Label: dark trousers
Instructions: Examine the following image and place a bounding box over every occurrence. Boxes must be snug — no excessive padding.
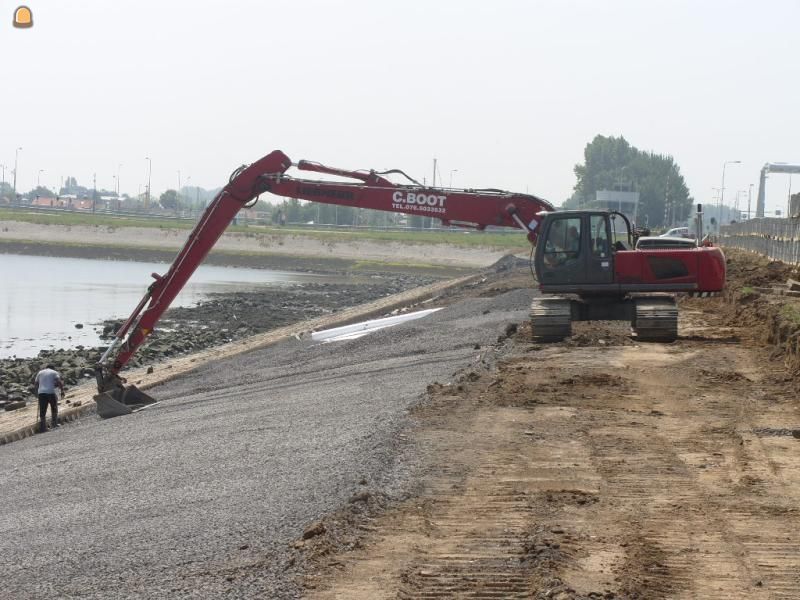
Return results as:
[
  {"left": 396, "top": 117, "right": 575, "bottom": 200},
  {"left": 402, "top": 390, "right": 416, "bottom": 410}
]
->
[{"left": 38, "top": 393, "right": 58, "bottom": 431}]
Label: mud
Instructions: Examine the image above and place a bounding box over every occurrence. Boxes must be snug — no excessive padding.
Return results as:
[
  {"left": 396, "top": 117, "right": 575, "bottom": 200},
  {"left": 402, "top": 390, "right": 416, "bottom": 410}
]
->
[{"left": 683, "top": 248, "right": 800, "bottom": 371}]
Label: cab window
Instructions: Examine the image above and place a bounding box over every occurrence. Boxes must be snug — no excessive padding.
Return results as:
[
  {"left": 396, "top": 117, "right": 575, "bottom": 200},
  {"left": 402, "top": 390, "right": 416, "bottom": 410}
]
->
[
  {"left": 591, "top": 215, "right": 609, "bottom": 257},
  {"left": 544, "top": 217, "right": 581, "bottom": 265}
]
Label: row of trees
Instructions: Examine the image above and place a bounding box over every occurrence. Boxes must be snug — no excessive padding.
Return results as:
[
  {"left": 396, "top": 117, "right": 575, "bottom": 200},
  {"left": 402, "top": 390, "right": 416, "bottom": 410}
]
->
[{"left": 566, "top": 135, "right": 693, "bottom": 228}]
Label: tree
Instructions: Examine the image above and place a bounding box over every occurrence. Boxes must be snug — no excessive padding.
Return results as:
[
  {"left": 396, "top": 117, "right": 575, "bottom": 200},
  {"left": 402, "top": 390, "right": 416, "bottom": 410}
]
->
[
  {"left": 159, "top": 189, "right": 179, "bottom": 211},
  {"left": 25, "top": 186, "right": 55, "bottom": 200},
  {"left": 567, "top": 135, "right": 692, "bottom": 228}
]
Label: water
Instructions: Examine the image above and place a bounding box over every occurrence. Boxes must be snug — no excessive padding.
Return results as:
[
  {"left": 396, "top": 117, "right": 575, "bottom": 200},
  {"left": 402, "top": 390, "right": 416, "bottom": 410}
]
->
[{"left": 0, "top": 254, "right": 338, "bottom": 358}]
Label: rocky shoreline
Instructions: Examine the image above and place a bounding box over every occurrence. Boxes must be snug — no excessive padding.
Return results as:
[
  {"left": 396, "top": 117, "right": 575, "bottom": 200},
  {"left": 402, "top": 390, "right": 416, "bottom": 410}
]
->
[{"left": 0, "top": 274, "right": 439, "bottom": 409}]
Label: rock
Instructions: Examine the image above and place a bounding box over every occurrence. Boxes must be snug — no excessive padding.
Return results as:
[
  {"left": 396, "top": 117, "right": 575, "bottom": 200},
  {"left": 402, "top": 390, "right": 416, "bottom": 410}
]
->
[
  {"left": 72, "top": 401, "right": 82, "bottom": 407},
  {"left": 349, "top": 491, "right": 370, "bottom": 503},
  {"left": 146, "top": 366, "right": 154, "bottom": 374},
  {"left": 4, "top": 400, "right": 26, "bottom": 411},
  {"left": 74, "top": 323, "right": 84, "bottom": 329},
  {"left": 302, "top": 520, "right": 326, "bottom": 540}
]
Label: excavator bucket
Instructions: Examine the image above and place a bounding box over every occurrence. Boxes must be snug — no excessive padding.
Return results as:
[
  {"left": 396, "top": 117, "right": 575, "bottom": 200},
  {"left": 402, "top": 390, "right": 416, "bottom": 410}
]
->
[{"left": 94, "top": 385, "right": 158, "bottom": 419}]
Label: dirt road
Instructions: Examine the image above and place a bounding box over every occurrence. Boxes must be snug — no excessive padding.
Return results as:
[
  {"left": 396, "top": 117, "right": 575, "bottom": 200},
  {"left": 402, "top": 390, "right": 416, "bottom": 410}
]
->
[{"left": 301, "top": 268, "right": 800, "bottom": 598}]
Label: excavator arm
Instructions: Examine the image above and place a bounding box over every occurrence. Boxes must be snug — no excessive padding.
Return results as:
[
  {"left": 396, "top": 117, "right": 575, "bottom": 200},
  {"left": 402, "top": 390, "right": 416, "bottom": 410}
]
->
[
  {"left": 265, "top": 158, "right": 554, "bottom": 237},
  {"left": 94, "top": 150, "right": 553, "bottom": 418}
]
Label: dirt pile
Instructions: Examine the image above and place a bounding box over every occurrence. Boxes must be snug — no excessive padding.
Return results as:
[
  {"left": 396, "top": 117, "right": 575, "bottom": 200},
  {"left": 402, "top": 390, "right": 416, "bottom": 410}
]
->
[{"left": 689, "top": 248, "right": 800, "bottom": 372}]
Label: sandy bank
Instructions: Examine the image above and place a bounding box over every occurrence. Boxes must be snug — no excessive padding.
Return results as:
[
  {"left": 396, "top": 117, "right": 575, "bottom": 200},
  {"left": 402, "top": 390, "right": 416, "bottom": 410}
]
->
[{"left": 0, "top": 220, "right": 507, "bottom": 268}]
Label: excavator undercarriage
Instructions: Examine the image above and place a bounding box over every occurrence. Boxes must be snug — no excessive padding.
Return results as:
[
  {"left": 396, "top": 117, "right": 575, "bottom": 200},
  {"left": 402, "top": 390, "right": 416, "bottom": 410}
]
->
[{"left": 530, "top": 294, "right": 678, "bottom": 343}]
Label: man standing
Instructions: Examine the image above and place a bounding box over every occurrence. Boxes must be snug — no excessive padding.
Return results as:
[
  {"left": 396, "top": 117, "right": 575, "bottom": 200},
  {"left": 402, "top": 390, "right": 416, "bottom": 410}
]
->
[{"left": 34, "top": 364, "right": 64, "bottom": 433}]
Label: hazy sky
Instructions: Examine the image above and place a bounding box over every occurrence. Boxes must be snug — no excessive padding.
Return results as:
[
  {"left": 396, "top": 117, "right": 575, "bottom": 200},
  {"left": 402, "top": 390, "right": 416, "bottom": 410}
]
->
[{"left": 2, "top": 0, "right": 798, "bottom": 215}]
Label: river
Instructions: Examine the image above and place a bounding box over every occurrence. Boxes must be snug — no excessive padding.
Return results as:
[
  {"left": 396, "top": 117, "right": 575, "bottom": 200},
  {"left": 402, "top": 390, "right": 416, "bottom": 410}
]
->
[{"left": 0, "top": 253, "right": 339, "bottom": 359}]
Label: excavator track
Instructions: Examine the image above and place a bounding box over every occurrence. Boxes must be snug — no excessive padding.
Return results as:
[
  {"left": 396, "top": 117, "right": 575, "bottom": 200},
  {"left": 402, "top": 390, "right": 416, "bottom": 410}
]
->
[
  {"left": 530, "top": 297, "right": 572, "bottom": 342},
  {"left": 632, "top": 296, "right": 678, "bottom": 342}
]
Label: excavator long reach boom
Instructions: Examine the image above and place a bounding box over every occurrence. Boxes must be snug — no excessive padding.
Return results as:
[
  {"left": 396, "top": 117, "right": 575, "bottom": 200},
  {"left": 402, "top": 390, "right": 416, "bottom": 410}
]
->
[{"left": 94, "top": 150, "right": 554, "bottom": 418}]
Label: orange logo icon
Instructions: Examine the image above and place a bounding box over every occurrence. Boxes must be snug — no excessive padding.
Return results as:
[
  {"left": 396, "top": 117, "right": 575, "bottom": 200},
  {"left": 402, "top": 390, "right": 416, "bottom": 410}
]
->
[{"left": 13, "top": 6, "right": 33, "bottom": 28}]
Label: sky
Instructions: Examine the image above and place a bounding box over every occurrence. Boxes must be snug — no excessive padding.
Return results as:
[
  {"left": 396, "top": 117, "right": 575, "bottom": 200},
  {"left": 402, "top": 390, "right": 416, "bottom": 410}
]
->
[{"left": 2, "top": 0, "right": 798, "bottom": 216}]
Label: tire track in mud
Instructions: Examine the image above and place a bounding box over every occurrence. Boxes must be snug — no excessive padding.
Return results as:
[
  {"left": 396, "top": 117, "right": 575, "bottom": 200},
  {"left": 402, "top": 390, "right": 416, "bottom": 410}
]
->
[{"left": 303, "top": 318, "right": 800, "bottom": 599}]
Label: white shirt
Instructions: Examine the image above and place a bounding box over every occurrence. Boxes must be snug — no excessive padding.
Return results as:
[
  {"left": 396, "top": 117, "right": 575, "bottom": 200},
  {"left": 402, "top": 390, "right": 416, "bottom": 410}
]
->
[{"left": 35, "top": 368, "right": 61, "bottom": 394}]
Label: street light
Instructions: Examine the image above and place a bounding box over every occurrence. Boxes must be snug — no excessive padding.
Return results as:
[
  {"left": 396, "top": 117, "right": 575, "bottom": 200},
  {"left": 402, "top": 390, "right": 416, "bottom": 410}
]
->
[
  {"left": 719, "top": 160, "right": 741, "bottom": 229},
  {"left": 37, "top": 169, "right": 43, "bottom": 188},
  {"left": 145, "top": 157, "right": 152, "bottom": 210},
  {"left": 13, "top": 147, "right": 22, "bottom": 204},
  {"left": 449, "top": 169, "right": 458, "bottom": 188},
  {"left": 117, "top": 163, "right": 122, "bottom": 196}
]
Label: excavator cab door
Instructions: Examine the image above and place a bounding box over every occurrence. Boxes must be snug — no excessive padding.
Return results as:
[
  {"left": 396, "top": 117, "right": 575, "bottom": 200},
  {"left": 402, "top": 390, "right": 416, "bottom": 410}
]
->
[{"left": 585, "top": 214, "right": 614, "bottom": 285}]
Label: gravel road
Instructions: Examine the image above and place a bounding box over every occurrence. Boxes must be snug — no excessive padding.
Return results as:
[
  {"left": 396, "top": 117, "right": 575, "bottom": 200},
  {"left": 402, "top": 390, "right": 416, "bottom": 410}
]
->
[{"left": 0, "top": 286, "right": 534, "bottom": 599}]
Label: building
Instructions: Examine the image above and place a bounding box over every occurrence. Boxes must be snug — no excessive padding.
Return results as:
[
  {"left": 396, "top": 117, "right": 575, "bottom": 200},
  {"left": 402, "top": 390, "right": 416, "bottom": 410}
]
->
[{"left": 592, "top": 190, "right": 640, "bottom": 223}]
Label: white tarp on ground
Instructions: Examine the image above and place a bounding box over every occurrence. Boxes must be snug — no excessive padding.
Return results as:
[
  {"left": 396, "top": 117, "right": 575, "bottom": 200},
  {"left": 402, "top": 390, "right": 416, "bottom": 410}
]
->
[{"left": 311, "top": 308, "right": 443, "bottom": 343}]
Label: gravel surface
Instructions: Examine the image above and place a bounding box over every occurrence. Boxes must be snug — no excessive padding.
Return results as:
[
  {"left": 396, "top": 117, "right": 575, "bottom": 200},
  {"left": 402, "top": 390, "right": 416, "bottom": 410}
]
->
[{"left": 0, "top": 286, "right": 534, "bottom": 599}]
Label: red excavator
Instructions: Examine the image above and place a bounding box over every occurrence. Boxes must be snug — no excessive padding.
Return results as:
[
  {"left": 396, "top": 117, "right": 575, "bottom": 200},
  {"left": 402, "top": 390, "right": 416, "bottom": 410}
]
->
[{"left": 94, "top": 150, "right": 726, "bottom": 418}]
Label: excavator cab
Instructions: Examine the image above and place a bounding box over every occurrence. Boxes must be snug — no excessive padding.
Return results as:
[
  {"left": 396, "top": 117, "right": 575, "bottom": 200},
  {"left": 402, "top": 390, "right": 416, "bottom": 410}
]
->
[{"left": 534, "top": 210, "right": 631, "bottom": 291}]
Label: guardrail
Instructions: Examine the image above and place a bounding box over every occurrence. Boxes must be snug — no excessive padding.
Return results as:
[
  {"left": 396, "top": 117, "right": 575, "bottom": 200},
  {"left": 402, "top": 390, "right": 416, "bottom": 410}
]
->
[{"left": 721, "top": 218, "right": 800, "bottom": 265}]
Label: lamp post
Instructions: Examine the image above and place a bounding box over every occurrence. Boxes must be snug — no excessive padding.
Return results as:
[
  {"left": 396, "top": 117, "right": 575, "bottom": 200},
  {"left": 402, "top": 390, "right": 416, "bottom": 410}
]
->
[
  {"left": 13, "top": 147, "right": 22, "bottom": 204},
  {"left": 449, "top": 169, "right": 458, "bottom": 188},
  {"left": 117, "top": 163, "right": 122, "bottom": 196},
  {"left": 748, "top": 183, "right": 754, "bottom": 219},
  {"left": 145, "top": 156, "right": 152, "bottom": 210},
  {"left": 37, "top": 169, "right": 43, "bottom": 188},
  {"left": 719, "top": 160, "right": 741, "bottom": 230}
]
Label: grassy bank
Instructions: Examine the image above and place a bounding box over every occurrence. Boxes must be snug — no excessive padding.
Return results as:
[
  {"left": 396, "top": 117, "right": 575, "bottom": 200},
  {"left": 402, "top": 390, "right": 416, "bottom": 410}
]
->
[{"left": 0, "top": 209, "right": 529, "bottom": 250}]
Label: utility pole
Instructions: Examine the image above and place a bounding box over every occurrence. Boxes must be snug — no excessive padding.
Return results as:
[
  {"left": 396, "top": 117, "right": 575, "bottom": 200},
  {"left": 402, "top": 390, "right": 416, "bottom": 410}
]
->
[
  {"left": 13, "top": 147, "right": 22, "bottom": 205},
  {"left": 145, "top": 156, "right": 152, "bottom": 211},
  {"left": 430, "top": 158, "right": 437, "bottom": 230},
  {"left": 720, "top": 160, "right": 741, "bottom": 231},
  {"left": 92, "top": 173, "right": 97, "bottom": 213}
]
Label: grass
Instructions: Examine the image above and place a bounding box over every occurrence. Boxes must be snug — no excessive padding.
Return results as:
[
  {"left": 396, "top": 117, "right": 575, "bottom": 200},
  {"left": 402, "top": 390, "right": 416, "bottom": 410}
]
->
[
  {"left": 0, "top": 208, "right": 530, "bottom": 250},
  {"left": 740, "top": 286, "right": 756, "bottom": 298},
  {"left": 780, "top": 303, "right": 800, "bottom": 326}
]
